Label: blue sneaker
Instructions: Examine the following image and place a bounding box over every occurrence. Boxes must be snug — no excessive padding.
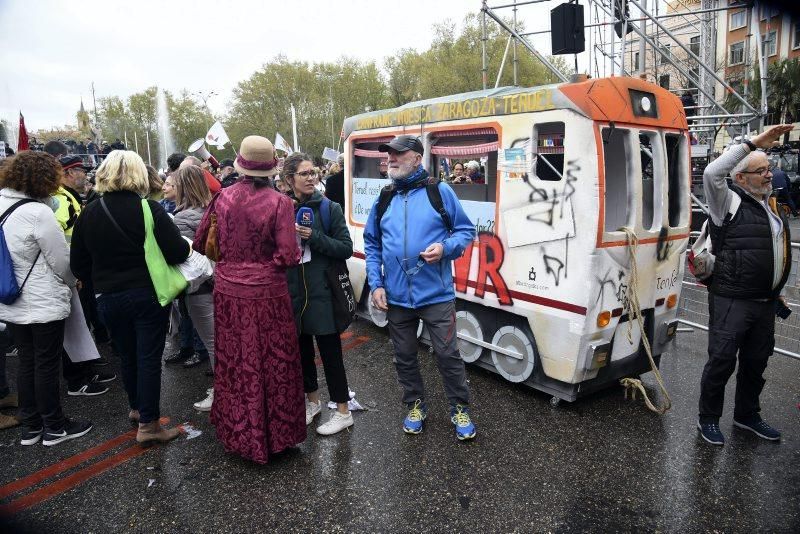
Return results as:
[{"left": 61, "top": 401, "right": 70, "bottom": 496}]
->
[
  {"left": 450, "top": 404, "right": 476, "bottom": 441},
  {"left": 733, "top": 417, "right": 781, "bottom": 441},
  {"left": 697, "top": 421, "right": 724, "bottom": 446},
  {"left": 402, "top": 399, "right": 427, "bottom": 434}
]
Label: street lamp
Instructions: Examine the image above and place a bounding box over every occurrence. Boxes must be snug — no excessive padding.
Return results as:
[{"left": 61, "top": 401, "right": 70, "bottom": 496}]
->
[{"left": 191, "top": 90, "right": 218, "bottom": 130}]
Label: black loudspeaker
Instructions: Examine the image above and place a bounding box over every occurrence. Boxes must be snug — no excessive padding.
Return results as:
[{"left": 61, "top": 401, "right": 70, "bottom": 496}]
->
[{"left": 551, "top": 3, "right": 585, "bottom": 55}]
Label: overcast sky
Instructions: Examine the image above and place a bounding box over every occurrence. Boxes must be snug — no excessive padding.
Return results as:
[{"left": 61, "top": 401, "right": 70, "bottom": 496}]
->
[{"left": 0, "top": 0, "right": 545, "bottom": 133}]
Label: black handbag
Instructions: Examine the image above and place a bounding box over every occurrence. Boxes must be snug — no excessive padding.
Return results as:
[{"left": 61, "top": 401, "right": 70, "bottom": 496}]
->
[
  {"left": 326, "top": 259, "right": 356, "bottom": 333},
  {"left": 317, "top": 197, "right": 356, "bottom": 333}
]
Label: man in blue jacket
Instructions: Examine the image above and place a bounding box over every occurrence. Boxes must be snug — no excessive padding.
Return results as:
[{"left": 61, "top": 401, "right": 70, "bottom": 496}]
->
[{"left": 364, "top": 135, "right": 477, "bottom": 440}]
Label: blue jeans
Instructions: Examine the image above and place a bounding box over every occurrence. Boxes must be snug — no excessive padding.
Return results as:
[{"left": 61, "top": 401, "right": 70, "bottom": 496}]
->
[
  {"left": 98, "top": 287, "right": 170, "bottom": 424},
  {"left": 179, "top": 302, "right": 206, "bottom": 354}
]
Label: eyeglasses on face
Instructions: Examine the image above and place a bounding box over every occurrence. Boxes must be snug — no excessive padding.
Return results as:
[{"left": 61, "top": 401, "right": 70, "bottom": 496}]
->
[
  {"left": 295, "top": 170, "right": 318, "bottom": 178},
  {"left": 742, "top": 164, "right": 774, "bottom": 176}
]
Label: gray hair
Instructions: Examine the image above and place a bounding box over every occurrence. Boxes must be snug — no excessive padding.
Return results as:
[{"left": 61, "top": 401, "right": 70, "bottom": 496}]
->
[
  {"left": 465, "top": 160, "right": 480, "bottom": 170},
  {"left": 730, "top": 151, "right": 760, "bottom": 180}
]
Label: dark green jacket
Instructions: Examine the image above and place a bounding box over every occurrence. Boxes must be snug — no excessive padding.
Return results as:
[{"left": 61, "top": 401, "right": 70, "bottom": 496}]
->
[{"left": 287, "top": 191, "right": 353, "bottom": 335}]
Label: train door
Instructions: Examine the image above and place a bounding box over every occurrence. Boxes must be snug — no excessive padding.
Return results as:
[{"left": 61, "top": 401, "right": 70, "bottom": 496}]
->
[{"left": 597, "top": 124, "right": 689, "bottom": 363}]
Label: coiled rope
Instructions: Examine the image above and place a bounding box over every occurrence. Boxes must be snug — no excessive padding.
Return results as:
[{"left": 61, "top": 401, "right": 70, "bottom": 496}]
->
[{"left": 619, "top": 228, "right": 672, "bottom": 415}]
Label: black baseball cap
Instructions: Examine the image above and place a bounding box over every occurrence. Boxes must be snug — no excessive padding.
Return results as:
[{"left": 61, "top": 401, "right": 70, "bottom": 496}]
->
[
  {"left": 219, "top": 159, "right": 235, "bottom": 168},
  {"left": 378, "top": 135, "right": 423, "bottom": 155}
]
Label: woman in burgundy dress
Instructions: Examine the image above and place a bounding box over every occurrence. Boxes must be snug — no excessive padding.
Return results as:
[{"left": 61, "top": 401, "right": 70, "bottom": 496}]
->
[{"left": 193, "top": 136, "right": 305, "bottom": 464}]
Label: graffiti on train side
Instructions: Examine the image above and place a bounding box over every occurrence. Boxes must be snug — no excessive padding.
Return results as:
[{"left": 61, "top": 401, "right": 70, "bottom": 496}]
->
[{"left": 454, "top": 232, "right": 513, "bottom": 306}]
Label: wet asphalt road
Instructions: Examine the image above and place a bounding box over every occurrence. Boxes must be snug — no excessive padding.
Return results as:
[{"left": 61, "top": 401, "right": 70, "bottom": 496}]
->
[{"left": 1, "top": 318, "right": 798, "bottom": 533}]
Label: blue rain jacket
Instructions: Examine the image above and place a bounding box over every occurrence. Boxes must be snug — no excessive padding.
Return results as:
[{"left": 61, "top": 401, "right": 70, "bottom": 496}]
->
[{"left": 364, "top": 169, "right": 475, "bottom": 308}]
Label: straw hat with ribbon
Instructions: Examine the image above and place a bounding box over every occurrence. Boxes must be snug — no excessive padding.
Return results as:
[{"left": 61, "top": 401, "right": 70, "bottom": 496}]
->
[{"left": 233, "top": 136, "right": 280, "bottom": 177}]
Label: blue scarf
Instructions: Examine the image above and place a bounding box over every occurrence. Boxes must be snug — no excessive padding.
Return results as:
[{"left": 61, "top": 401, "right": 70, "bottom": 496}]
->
[{"left": 392, "top": 165, "right": 428, "bottom": 191}]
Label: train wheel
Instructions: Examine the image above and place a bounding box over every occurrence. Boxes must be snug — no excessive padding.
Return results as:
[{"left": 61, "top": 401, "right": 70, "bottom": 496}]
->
[
  {"left": 490, "top": 325, "right": 536, "bottom": 383},
  {"left": 455, "top": 310, "right": 483, "bottom": 363}
]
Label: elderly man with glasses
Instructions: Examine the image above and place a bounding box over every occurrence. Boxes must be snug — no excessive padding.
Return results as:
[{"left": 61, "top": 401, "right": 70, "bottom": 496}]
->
[{"left": 697, "top": 124, "right": 794, "bottom": 446}]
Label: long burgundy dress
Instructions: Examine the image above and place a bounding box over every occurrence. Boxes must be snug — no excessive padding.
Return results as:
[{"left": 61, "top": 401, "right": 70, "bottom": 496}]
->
[{"left": 193, "top": 179, "right": 305, "bottom": 464}]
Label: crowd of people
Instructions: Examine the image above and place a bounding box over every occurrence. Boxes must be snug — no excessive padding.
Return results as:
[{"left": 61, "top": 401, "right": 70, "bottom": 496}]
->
[
  {"left": 0, "top": 123, "right": 792, "bottom": 463},
  {"left": 0, "top": 129, "right": 482, "bottom": 463}
]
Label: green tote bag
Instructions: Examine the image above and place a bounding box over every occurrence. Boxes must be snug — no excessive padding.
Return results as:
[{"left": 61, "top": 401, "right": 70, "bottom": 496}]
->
[{"left": 141, "top": 199, "right": 187, "bottom": 306}]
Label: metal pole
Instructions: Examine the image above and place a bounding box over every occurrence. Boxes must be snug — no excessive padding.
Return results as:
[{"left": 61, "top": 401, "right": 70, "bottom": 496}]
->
[
  {"left": 610, "top": 0, "right": 616, "bottom": 76},
  {"left": 754, "top": 1, "right": 769, "bottom": 131},
  {"left": 496, "top": 35, "right": 513, "bottom": 88},
  {"left": 482, "top": 2, "right": 488, "bottom": 90},
  {"left": 487, "top": 0, "right": 548, "bottom": 8},
  {"left": 628, "top": 0, "right": 758, "bottom": 115},
  {"left": 620, "top": 1, "right": 628, "bottom": 77},
  {"left": 638, "top": 0, "right": 647, "bottom": 76},
  {"left": 329, "top": 82, "right": 335, "bottom": 148},
  {"left": 484, "top": 5, "right": 569, "bottom": 82},
  {"left": 512, "top": 0, "right": 518, "bottom": 85},
  {"left": 145, "top": 129, "right": 152, "bottom": 166},
  {"left": 743, "top": 4, "right": 753, "bottom": 137},
  {"left": 594, "top": 0, "right": 747, "bottom": 123},
  {"left": 91, "top": 82, "right": 99, "bottom": 131}
]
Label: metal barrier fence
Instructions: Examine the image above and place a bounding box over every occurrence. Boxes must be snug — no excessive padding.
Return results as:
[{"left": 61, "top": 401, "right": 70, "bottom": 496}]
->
[{"left": 678, "top": 240, "right": 800, "bottom": 362}]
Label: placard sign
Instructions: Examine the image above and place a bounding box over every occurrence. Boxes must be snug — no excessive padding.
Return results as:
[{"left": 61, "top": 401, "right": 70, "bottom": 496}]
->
[{"left": 351, "top": 177, "right": 391, "bottom": 224}]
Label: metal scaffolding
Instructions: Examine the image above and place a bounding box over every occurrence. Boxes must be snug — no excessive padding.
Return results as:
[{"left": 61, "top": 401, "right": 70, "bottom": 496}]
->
[{"left": 479, "top": 0, "right": 764, "bottom": 149}]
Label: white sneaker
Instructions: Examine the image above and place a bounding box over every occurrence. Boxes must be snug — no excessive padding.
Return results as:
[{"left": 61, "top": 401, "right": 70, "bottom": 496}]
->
[
  {"left": 306, "top": 400, "right": 322, "bottom": 425},
  {"left": 193, "top": 389, "right": 213, "bottom": 412},
  {"left": 316, "top": 411, "right": 353, "bottom": 436}
]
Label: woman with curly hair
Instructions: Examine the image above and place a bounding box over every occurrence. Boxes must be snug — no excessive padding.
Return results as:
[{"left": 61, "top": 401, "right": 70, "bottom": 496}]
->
[{"left": 0, "top": 151, "right": 92, "bottom": 447}]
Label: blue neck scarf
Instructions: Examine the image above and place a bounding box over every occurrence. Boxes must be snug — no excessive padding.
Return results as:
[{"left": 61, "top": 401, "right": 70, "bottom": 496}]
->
[{"left": 392, "top": 165, "right": 427, "bottom": 191}]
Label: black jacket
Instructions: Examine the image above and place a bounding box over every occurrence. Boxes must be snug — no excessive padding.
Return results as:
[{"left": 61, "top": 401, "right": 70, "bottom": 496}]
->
[
  {"left": 71, "top": 190, "right": 190, "bottom": 293},
  {"left": 325, "top": 170, "right": 345, "bottom": 213},
  {"left": 709, "top": 185, "right": 791, "bottom": 299}
]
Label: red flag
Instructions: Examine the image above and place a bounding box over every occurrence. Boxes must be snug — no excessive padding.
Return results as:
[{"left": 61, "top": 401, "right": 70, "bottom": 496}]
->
[{"left": 18, "top": 113, "right": 29, "bottom": 151}]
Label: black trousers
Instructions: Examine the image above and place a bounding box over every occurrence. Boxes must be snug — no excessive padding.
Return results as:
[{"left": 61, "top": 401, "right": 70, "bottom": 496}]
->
[
  {"left": 62, "top": 352, "right": 93, "bottom": 389},
  {"left": 78, "top": 278, "right": 108, "bottom": 341},
  {"left": 698, "top": 293, "right": 775, "bottom": 424},
  {"left": 299, "top": 333, "right": 350, "bottom": 404},
  {"left": 12, "top": 321, "right": 67, "bottom": 431}
]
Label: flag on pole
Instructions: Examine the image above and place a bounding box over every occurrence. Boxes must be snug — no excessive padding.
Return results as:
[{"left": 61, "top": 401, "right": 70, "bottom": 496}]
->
[
  {"left": 274, "top": 132, "right": 293, "bottom": 154},
  {"left": 205, "top": 121, "right": 230, "bottom": 149},
  {"left": 18, "top": 113, "right": 29, "bottom": 151}
]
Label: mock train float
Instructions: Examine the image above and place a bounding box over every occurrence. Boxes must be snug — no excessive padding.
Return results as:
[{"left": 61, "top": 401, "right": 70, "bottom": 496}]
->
[{"left": 341, "top": 76, "right": 690, "bottom": 405}]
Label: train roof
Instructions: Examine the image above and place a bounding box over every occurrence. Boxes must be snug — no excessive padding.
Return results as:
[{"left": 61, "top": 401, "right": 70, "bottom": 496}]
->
[{"left": 342, "top": 76, "right": 688, "bottom": 140}]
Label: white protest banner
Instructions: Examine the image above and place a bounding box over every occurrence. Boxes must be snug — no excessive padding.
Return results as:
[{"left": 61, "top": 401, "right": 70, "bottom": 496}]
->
[{"left": 322, "top": 147, "right": 340, "bottom": 162}]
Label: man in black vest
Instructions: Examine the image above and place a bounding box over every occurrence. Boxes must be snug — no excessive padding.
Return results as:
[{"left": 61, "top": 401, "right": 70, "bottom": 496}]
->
[{"left": 698, "top": 124, "right": 794, "bottom": 446}]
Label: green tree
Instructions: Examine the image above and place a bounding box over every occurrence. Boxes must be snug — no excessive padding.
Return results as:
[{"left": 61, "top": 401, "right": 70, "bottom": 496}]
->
[
  {"left": 226, "top": 55, "right": 388, "bottom": 159},
  {"left": 385, "top": 14, "right": 567, "bottom": 107},
  {"left": 767, "top": 58, "right": 800, "bottom": 143},
  {"left": 168, "top": 90, "right": 215, "bottom": 156}
]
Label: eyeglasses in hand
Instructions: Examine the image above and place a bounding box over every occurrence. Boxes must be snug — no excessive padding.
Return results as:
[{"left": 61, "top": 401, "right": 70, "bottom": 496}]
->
[{"left": 397, "top": 255, "right": 425, "bottom": 277}]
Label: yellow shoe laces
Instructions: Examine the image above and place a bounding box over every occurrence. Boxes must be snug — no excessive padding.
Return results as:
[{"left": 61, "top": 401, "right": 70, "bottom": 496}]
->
[
  {"left": 451, "top": 405, "right": 470, "bottom": 426},
  {"left": 407, "top": 399, "right": 424, "bottom": 422}
]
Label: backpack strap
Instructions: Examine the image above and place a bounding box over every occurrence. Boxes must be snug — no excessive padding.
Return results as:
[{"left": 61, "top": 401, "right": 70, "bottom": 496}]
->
[
  {"left": 319, "top": 196, "right": 332, "bottom": 235},
  {"left": 0, "top": 199, "right": 41, "bottom": 299},
  {"left": 425, "top": 181, "right": 453, "bottom": 233},
  {"left": 374, "top": 185, "right": 396, "bottom": 236},
  {"left": 100, "top": 197, "right": 138, "bottom": 248},
  {"left": 0, "top": 199, "right": 37, "bottom": 226}
]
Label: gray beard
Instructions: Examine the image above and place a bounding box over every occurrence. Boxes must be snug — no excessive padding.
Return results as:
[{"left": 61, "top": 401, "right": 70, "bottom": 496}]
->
[{"left": 388, "top": 164, "right": 415, "bottom": 181}]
